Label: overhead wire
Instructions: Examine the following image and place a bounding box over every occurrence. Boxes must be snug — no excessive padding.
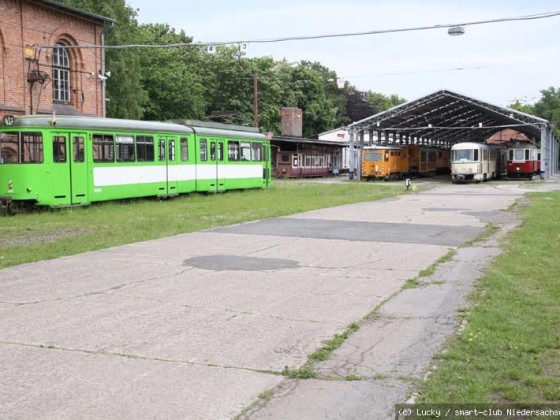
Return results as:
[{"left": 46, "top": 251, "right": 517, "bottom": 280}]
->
[{"left": 33, "top": 10, "right": 560, "bottom": 50}]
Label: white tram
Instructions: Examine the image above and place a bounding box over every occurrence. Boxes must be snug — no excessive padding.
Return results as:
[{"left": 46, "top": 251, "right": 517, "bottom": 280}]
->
[{"left": 451, "top": 142, "right": 506, "bottom": 183}]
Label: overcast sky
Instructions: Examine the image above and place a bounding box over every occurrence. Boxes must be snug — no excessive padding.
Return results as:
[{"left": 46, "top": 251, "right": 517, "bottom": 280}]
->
[{"left": 126, "top": 0, "right": 560, "bottom": 107}]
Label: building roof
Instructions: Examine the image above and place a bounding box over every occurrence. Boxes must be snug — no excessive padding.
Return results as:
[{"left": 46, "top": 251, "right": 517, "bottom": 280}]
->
[
  {"left": 6, "top": 115, "right": 192, "bottom": 134},
  {"left": 32, "top": 0, "right": 116, "bottom": 24},
  {"left": 487, "top": 129, "right": 531, "bottom": 144},
  {"left": 348, "top": 89, "right": 551, "bottom": 144},
  {"left": 271, "top": 135, "right": 347, "bottom": 148}
]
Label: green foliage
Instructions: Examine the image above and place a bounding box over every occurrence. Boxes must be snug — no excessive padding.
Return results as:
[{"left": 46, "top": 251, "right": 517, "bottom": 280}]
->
[
  {"left": 510, "top": 87, "right": 560, "bottom": 138},
  {"left": 136, "top": 24, "right": 205, "bottom": 121},
  {"left": 50, "top": 1, "right": 410, "bottom": 133},
  {"left": 534, "top": 87, "right": 560, "bottom": 138},
  {"left": 282, "top": 365, "right": 316, "bottom": 379},
  {"left": 45, "top": 3, "right": 560, "bottom": 137},
  {"left": 509, "top": 100, "right": 535, "bottom": 115}
]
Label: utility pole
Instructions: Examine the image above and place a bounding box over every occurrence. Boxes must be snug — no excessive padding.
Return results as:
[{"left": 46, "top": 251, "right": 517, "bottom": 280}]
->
[{"left": 253, "top": 73, "right": 259, "bottom": 128}]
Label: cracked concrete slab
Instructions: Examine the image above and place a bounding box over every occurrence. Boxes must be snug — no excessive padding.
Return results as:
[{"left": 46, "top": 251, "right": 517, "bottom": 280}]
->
[
  {"left": 0, "top": 343, "right": 283, "bottom": 420},
  {"left": 1, "top": 179, "right": 559, "bottom": 419},
  {"left": 248, "top": 378, "right": 412, "bottom": 420}
]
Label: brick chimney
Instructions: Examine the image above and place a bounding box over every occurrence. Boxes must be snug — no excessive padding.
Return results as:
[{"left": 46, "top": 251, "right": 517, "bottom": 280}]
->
[{"left": 280, "top": 107, "right": 303, "bottom": 137}]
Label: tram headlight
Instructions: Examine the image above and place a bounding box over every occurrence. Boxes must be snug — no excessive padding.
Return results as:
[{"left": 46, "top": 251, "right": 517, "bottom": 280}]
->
[{"left": 7, "top": 180, "right": 13, "bottom": 191}]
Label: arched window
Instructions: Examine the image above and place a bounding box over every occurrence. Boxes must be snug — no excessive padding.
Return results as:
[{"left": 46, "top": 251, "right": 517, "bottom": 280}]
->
[{"left": 52, "top": 43, "right": 71, "bottom": 103}]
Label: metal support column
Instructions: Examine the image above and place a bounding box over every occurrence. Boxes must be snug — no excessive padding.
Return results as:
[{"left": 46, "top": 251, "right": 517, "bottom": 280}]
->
[
  {"left": 349, "top": 129, "right": 355, "bottom": 179},
  {"left": 540, "top": 125, "right": 551, "bottom": 179}
]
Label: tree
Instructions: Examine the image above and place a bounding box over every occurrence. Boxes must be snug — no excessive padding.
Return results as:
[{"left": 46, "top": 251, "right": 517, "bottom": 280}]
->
[
  {"left": 136, "top": 24, "right": 205, "bottom": 121},
  {"left": 197, "top": 47, "right": 256, "bottom": 126},
  {"left": 508, "top": 100, "right": 535, "bottom": 115},
  {"left": 345, "top": 89, "right": 375, "bottom": 122},
  {"left": 533, "top": 87, "right": 560, "bottom": 138},
  {"left": 276, "top": 61, "right": 339, "bottom": 137}
]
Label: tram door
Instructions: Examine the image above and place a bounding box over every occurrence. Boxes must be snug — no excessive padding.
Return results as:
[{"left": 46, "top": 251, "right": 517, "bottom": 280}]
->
[
  {"left": 263, "top": 144, "right": 271, "bottom": 186},
  {"left": 70, "top": 133, "right": 88, "bottom": 204},
  {"left": 212, "top": 139, "right": 226, "bottom": 192},
  {"left": 51, "top": 133, "right": 88, "bottom": 205},
  {"left": 158, "top": 138, "right": 178, "bottom": 196}
]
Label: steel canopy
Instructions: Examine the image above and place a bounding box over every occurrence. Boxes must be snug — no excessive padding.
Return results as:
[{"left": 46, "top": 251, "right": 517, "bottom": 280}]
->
[{"left": 348, "top": 89, "right": 550, "bottom": 145}]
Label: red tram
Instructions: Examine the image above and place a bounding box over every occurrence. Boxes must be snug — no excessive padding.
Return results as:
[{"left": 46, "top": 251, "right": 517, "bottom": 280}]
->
[{"left": 506, "top": 143, "right": 540, "bottom": 178}]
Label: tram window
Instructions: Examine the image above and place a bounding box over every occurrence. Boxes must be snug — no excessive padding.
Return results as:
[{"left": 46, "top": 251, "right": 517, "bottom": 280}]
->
[
  {"left": 93, "top": 134, "right": 114, "bottom": 162},
  {"left": 252, "top": 143, "right": 262, "bottom": 161},
  {"left": 473, "top": 150, "right": 479, "bottom": 161},
  {"left": 218, "top": 142, "right": 224, "bottom": 161},
  {"left": 514, "top": 150, "right": 524, "bottom": 161},
  {"left": 228, "top": 141, "right": 239, "bottom": 161},
  {"left": 169, "top": 140, "right": 175, "bottom": 161},
  {"left": 525, "top": 150, "right": 530, "bottom": 160},
  {"left": 509, "top": 150, "right": 514, "bottom": 161},
  {"left": 0, "top": 134, "right": 18, "bottom": 163},
  {"left": 73, "top": 137, "right": 84, "bottom": 162},
  {"left": 158, "top": 140, "right": 166, "bottom": 161},
  {"left": 240, "top": 142, "right": 251, "bottom": 161},
  {"left": 116, "top": 135, "right": 135, "bottom": 162},
  {"left": 210, "top": 142, "right": 216, "bottom": 161},
  {"left": 364, "top": 152, "right": 382, "bottom": 162},
  {"left": 136, "top": 136, "right": 154, "bottom": 162},
  {"left": 0, "top": 132, "right": 43, "bottom": 164},
  {"left": 52, "top": 136, "right": 66, "bottom": 163},
  {"left": 180, "top": 138, "right": 188, "bottom": 161},
  {"left": 281, "top": 153, "right": 289, "bottom": 163},
  {"left": 21, "top": 133, "right": 44, "bottom": 163},
  {"left": 200, "top": 139, "right": 208, "bottom": 161}
]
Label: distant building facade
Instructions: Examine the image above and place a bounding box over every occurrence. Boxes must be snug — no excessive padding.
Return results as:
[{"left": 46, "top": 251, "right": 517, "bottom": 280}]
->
[
  {"left": 318, "top": 127, "right": 351, "bottom": 172},
  {"left": 0, "top": 0, "right": 113, "bottom": 119},
  {"left": 486, "top": 129, "right": 532, "bottom": 144}
]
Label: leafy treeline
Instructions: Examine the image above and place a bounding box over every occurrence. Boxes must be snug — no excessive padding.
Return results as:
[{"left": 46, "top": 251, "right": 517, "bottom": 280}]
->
[
  {"left": 59, "top": 1, "right": 559, "bottom": 138},
  {"left": 510, "top": 87, "right": 560, "bottom": 138},
  {"left": 57, "top": 0, "right": 405, "bottom": 137}
]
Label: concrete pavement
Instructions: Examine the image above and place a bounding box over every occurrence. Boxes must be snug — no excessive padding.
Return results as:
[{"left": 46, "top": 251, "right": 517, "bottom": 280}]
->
[{"left": 1, "top": 179, "right": 559, "bottom": 419}]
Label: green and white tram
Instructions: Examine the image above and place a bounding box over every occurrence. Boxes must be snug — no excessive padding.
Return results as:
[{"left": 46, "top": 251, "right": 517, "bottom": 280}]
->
[{"left": 0, "top": 115, "right": 271, "bottom": 210}]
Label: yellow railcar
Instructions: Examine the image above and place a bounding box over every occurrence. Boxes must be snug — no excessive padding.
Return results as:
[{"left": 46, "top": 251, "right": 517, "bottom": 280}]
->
[
  {"left": 406, "top": 145, "right": 437, "bottom": 177},
  {"left": 361, "top": 146, "right": 407, "bottom": 180}
]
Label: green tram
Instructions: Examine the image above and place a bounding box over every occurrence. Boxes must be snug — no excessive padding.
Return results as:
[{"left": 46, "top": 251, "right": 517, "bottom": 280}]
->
[{"left": 0, "top": 115, "right": 272, "bottom": 211}]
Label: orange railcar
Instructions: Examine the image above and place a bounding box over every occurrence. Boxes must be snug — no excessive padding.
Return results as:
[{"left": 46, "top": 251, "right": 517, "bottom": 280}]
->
[{"left": 361, "top": 146, "right": 407, "bottom": 180}]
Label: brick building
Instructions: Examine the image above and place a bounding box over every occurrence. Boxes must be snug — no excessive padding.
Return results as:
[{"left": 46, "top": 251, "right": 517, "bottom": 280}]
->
[{"left": 0, "top": 0, "right": 113, "bottom": 119}]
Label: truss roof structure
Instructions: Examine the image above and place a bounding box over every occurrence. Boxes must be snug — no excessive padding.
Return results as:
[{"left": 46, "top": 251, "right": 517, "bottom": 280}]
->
[{"left": 348, "top": 89, "right": 550, "bottom": 144}]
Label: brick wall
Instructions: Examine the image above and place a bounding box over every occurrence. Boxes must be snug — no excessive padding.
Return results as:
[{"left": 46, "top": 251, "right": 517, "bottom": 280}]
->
[
  {"left": 0, "top": 0, "right": 106, "bottom": 118},
  {"left": 281, "top": 107, "right": 303, "bottom": 137}
]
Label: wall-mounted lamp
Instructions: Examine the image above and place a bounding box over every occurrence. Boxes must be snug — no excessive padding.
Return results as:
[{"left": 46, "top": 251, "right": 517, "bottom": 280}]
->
[{"left": 97, "top": 70, "right": 111, "bottom": 81}]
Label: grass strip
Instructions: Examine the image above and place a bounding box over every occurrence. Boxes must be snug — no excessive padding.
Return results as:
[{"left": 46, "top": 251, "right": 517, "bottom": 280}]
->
[
  {"left": 418, "top": 191, "right": 560, "bottom": 404},
  {"left": 0, "top": 181, "right": 403, "bottom": 269}
]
